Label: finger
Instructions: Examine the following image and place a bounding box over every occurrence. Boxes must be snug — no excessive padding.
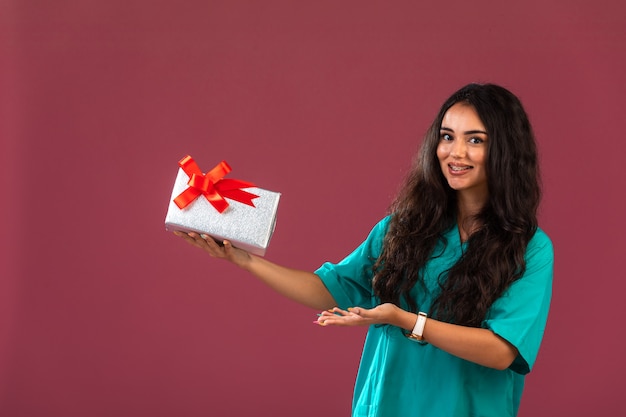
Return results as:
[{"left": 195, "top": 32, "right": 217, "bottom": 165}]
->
[
  {"left": 202, "top": 235, "right": 229, "bottom": 257},
  {"left": 202, "top": 235, "right": 220, "bottom": 248},
  {"left": 174, "top": 231, "right": 202, "bottom": 246},
  {"left": 183, "top": 232, "right": 221, "bottom": 256},
  {"left": 186, "top": 232, "right": 205, "bottom": 245},
  {"left": 316, "top": 312, "right": 355, "bottom": 326},
  {"left": 223, "top": 240, "right": 235, "bottom": 254},
  {"left": 318, "top": 309, "right": 341, "bottom": 318},
  {"left": 315, "top": 310, "right": 337, "bottom": 325},
  {"left": 348, "top": 307, "right": 373, "bottom": 318},
  {"left": 333, "top": 307, "right": 352, "bottom": 316},
  {"left": 324, "top": 307, "right": 349, "bottom": 315},
  {"left": 222, "top": 239, "right": 244, "bottom": 261},
  {"left": 315, "top": 315, "right": 337, "bottom": 326},
  {"left": 194, "top": 232, "right": 211, "bottom": 244},
  {"left": 318, "top": 316, "right": 356, "bottom": 327}
]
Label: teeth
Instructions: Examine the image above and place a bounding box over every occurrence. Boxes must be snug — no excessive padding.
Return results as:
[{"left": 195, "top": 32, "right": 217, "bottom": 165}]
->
[{"left": 450, "top": 166, "right": 471, "bottom": 171}]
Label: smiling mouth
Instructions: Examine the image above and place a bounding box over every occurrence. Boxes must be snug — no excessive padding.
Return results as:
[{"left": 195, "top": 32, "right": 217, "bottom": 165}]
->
[{"left": 449, "top": 165, "right": 472, "bottom": 171}]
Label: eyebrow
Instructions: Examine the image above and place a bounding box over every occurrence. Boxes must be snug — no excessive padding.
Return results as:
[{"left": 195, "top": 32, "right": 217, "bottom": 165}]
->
[{"left": 440, "top": 127, "right": 488, "bottom": 135}]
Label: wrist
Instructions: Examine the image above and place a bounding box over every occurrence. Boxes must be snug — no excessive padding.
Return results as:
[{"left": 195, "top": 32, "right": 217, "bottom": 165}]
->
[
  {"left": 238, "top": 252, "right": 256, "bottom": 270},
  {"left": 388, "top": 306, "right": 418, "bottom": 331},
  {"left": 407, "top": 312, "right": 428, "bottom": 343}
]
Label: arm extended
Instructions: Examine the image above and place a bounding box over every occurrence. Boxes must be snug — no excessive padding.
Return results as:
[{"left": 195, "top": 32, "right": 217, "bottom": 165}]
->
[
  {"left": 174, "top": 232, "right": 336, "bottom": 310},
  {"left": 318, "top": 304, "right": 518, "bottom": 370}
]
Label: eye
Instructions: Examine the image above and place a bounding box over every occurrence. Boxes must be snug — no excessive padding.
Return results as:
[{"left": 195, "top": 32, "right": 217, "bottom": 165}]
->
[
  {"left": 468, "top": 137, "right": 484, "bottom": 144},
  {"left": 440, "top": 133, "right": 453, "bottom": 141}
]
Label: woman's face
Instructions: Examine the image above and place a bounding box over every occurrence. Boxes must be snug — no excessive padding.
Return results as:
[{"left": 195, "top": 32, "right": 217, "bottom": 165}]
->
[{"left": 436, "top": 103, "right": 489, "bottom": 200}]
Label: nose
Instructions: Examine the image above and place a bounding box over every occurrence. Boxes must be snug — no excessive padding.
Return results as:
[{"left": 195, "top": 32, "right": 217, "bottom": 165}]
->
[{"left": 450, "top": 139, "right": 466, "bottom": 158}]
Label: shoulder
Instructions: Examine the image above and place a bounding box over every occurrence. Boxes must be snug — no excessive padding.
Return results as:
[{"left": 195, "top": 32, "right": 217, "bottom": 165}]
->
[
  {"left": 374, "top": 215, "right": 392, "bottom": 234},
  {"left": 360, "top": 215, "right": 392, "bottom": 250},
  {"left": 527, "top": 227, "right": 553, "bottom": 258},
  {"left": 522, "top": 227, "right": 554, "bottom": 276}
]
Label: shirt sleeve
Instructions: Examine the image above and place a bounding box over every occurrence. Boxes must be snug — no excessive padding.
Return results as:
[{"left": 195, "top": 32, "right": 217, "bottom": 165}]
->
[
  {"left": 482, "top": 228, "right": 554, "bottom": 375},
  {"left": 314, "top": 217, "right": 391, "bottom": 310}
]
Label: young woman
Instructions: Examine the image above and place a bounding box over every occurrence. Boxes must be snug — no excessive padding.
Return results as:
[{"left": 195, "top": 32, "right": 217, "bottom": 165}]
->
[{"left": 175, "top": 83, "right": 553, "bottom": 417}]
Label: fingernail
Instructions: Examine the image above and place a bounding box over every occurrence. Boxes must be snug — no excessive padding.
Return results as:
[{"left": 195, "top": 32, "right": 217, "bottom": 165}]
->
[{"left": 201, "top": 234, "right": 209, "bottom": 239}]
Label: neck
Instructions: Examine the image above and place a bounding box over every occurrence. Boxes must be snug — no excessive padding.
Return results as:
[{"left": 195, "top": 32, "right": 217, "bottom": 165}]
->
[{"left": 456, "top": 190, "right": 487, "bottom": 241}]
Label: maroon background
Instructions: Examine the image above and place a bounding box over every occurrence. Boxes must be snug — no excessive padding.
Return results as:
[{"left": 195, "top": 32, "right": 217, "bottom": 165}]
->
[{"left": 1, "top": 1, "right": 625, "bottom": 416}]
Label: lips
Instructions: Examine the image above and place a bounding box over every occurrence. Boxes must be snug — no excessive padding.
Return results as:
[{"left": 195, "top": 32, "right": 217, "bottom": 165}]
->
[{"left": 449, "top": 164, "right": 472, "bottom": 172}]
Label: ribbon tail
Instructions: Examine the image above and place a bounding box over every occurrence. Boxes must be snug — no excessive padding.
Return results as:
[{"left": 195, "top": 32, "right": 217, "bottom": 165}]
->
[
  {"left": 220, "top": 189, "right": 259, "bottom": 207},
  {"left": 216, "top": 178, "right": 256, "bottom": 190}
]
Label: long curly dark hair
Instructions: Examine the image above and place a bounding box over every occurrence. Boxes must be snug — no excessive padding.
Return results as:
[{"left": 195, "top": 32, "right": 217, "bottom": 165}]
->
[{"left": 372, "top": 83, "right": 541, "bottom": 327}]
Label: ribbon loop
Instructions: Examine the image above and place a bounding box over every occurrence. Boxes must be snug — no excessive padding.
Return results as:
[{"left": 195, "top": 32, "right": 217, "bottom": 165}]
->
[
  {"left": 173, "top": 155, "right": 259, "bottom": 213},
  {"left": 188, "top": 173, "right": 212, "bottom": 193}
]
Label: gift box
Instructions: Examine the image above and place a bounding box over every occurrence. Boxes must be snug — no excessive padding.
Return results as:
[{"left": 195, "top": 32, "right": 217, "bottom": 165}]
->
[{"left": 164, "top": 155, "right": 280, "bottom": 256}]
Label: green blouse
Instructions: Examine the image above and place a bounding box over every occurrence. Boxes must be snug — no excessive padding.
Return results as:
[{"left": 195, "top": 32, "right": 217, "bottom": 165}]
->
[{"left": 315, "top": 216, "right": 553, "bottom": 417}]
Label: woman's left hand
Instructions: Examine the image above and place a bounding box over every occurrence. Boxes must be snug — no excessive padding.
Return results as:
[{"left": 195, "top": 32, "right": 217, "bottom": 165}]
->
[{"left": 315, "top": 303, "right": 400, "bottom": 327}]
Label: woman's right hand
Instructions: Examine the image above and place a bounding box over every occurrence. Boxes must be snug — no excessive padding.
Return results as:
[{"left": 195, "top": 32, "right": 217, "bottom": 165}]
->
[{"left": 173, "top": 231, "right": 252, "bottom": 268}]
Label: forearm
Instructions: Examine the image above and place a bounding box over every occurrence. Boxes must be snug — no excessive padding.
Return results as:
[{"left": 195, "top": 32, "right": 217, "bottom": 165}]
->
[
  {"left": 176, "top": 232, "right": 336, "bottom": 310},
  {"left": 390, "top": 308, "right": 518, "bottom": 370},
  {"left": 242, "top": 255, "right": 336, "bottom": 310}
]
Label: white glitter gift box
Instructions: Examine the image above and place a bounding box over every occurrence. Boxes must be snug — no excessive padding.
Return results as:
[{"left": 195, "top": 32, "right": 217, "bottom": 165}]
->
[{"left": 165, "top": 155, "right": 280, "bottom": 256}]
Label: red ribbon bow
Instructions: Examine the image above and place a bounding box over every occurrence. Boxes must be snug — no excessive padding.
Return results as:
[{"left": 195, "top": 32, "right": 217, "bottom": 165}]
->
[{"left": 173, "top": 155, "right": 259, "bottom": 213}]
